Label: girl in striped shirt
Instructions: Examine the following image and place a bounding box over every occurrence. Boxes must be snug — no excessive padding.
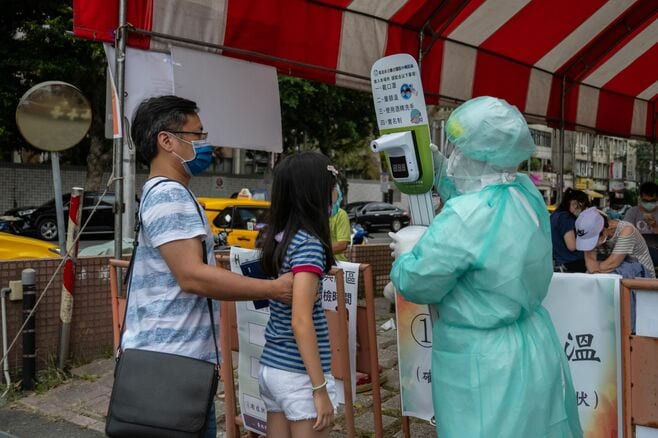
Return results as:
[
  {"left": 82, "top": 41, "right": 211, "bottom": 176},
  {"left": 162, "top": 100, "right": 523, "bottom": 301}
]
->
[{"left": 257, "top": 151, "right": 338, "bottom": 437}]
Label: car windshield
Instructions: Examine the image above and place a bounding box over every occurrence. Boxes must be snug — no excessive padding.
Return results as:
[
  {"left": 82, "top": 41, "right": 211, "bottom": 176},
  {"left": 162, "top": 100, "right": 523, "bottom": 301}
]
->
[{"left": 39, "top": 195, "right": 71, "bottom": 208}]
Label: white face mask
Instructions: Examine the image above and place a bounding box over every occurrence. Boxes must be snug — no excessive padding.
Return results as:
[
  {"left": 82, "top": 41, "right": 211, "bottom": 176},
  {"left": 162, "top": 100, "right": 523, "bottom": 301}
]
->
[{"left": 569, "top": 201, "right": 583, "bottom": 217}]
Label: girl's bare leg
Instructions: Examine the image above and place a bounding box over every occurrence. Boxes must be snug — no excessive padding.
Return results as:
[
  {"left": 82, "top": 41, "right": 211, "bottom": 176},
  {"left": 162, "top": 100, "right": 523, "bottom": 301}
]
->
[
  {"left": 266, "top": 412, "right": 291, "bottom": 438},
  {"left": 290, "top": 418, "right": 331, "bottom": 438}
]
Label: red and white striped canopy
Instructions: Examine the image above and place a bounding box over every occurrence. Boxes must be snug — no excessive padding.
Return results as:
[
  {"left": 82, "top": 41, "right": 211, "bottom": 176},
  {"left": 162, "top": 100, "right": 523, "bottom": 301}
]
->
[{"left": 74, "top": 0, "right": 657, "bottom": 141}]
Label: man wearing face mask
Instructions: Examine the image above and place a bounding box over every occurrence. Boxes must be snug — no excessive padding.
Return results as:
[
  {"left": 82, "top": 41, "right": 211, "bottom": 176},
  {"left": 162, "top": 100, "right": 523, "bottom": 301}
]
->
[
  {"left": 126, "top": 96, "right": 293, "bottom": 437},
  {"left": 624, "top": 182, "right": 658, "bottom": 265},
  {"left": 389, "top": 97, "right": 582, "bottom": 437}
]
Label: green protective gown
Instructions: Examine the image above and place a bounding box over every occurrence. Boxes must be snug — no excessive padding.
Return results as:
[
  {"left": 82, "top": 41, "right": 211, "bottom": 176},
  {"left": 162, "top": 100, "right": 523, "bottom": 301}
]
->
[{"left": 391, "top": 173, "right": 582, "bottom": 438}]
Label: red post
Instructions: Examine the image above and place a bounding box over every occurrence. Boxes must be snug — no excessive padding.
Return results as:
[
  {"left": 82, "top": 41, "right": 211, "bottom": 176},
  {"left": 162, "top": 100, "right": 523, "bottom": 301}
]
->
[{"left": 58, "top": 187, "right": 84, "bottom": 369}]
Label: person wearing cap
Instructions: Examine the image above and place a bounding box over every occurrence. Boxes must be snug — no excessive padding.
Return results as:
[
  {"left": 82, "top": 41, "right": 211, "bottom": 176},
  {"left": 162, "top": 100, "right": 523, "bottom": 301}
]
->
[
  {"left": 575, "top": 207, "right": 655, "bottom": 278},
  {"left": 389, "top": 96, "right": 582, "bottom": 437}
]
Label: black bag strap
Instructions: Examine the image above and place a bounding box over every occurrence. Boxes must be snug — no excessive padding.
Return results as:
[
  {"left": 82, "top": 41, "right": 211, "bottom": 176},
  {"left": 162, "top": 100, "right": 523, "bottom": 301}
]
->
[{"left": 118, "top": 177, "right": 220, "bottom": 367}]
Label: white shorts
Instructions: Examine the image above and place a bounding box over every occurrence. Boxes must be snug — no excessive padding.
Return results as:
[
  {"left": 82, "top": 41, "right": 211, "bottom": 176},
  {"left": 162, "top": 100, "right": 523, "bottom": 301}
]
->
[{"left": 258, "top": 364, "right": 338, "bottom": 421}]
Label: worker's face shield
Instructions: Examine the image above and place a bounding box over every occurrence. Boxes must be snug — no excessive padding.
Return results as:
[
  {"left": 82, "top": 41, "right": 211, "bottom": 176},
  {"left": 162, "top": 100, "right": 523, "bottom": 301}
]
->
[{"left": 445, "top": 148, "right": 517, "bottom": 195}]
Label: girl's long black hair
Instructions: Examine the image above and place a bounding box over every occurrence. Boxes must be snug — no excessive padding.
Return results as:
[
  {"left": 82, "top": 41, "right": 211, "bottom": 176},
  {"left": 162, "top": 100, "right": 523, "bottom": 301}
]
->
[{"left": 259, "top": 151, "right": 336, "bottom": 277}]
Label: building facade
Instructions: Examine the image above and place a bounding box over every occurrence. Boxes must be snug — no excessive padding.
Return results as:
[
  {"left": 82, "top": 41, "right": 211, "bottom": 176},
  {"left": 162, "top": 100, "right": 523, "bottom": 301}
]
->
[{"left": 507, "top": 124, "right": 641, "bottom": 207}]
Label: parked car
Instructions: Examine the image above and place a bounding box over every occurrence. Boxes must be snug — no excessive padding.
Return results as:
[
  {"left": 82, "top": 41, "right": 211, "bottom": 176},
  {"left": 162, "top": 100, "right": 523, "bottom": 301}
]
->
[
  {"left": 0, "top": 215, "right": 24, "bottom": 234},
  {"left": 0, "top": 232, "right": 61, "bottom": 260},
  {"left": 197, "top": 197, "right": 270, "bottom": 249},
  {"left": 4, "top": 192, "right": 116, "bottom": 241},
  {"left": 345, "top": 201, "right": 370, "bottom": 216},
  {"left": 348, "top": 202, "right": 410, "bottom": 232}
]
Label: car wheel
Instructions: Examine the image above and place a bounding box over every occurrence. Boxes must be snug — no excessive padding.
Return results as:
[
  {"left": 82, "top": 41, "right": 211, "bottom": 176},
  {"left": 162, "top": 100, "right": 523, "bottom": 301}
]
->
[
  {"left": 391, "top": 219, "right": 402, "bottom": 232},
  {"left": 37, "top": 218, "right": 58, "bottom": 241}
]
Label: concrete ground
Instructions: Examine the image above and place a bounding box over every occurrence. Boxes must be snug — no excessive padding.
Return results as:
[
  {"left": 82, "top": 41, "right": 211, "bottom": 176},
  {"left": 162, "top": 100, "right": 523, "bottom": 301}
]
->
[{"left": 1, "top": 297, "right": 437, "bottom": 437}]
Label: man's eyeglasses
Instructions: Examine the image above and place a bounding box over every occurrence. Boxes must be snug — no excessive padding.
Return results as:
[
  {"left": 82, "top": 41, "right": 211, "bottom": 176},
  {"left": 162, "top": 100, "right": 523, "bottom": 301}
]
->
[{"left": 170, "top": 131, "right": 209, "bottom": 140}]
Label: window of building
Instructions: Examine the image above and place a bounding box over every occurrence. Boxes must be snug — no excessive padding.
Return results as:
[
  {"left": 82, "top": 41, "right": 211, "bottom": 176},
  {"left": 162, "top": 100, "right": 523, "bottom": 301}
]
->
[{"left": 530, "top": 129, "right": 551, "bottom": 147}]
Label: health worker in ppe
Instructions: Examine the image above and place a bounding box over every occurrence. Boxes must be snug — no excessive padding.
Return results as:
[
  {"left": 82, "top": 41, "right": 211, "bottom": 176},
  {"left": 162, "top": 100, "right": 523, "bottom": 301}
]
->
[{"left": 390, "top": 96, "right": 582, "bottom": 438}]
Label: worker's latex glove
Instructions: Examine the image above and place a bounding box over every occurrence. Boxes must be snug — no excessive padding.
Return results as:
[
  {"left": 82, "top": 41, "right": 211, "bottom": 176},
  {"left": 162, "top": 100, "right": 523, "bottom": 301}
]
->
[
  {"left": 388, "top": 225, "right": 428, "bottom": 259},
  {"left": 383, "top": 281, "right": 396, "bottom": 303},
  {"left": 430, "top": 143, "right": 446, "bottom": 175}
]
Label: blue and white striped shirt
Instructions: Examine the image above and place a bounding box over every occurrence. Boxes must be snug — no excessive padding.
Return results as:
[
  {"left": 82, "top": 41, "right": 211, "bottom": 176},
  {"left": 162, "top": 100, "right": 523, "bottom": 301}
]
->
[
  {"left": 121, "top": 177, "right": 219, "bottom": 363},
  {"left": 260, "top": 230, "right": 331, "bottom": 373}
]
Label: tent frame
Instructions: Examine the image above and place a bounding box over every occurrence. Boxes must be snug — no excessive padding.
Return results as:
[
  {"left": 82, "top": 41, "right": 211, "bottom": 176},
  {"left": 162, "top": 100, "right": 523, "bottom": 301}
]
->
[{"left": 111, "top": 1, "right": 657, "bottom": 255}]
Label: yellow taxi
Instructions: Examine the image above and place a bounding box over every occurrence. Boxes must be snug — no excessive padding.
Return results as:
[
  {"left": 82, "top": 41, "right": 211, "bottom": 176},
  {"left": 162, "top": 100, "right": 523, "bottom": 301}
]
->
[
  {"left": 0, "top": 232, "right": 61, "bottom": 260},
  {"left": 197, "top": 197, "right": 270, "bottom": 249}
]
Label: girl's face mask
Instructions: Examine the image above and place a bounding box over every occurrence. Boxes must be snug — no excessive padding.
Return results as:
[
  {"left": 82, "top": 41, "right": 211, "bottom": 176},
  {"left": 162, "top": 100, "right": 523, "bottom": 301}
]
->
[
  {"left": 331, "top": 185, "right": 343, "bottom": 216},
  {"left": 569, "top": 200, "right": 583, "bottom": 217}
]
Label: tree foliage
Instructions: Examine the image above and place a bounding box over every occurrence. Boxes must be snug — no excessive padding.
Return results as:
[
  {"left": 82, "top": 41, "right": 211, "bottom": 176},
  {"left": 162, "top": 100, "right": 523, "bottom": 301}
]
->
[
  {"left": 0, "top": 1, "right": 110, "bottom": 188},
  {"left": 278, "top": 76, "right": 380, "bottom": 179},
  {"left": 2, "top": 4, "right": 382, "bottom": 184},
  {"left": 634, "top": 141, "right": 655, "bottom": 183}
]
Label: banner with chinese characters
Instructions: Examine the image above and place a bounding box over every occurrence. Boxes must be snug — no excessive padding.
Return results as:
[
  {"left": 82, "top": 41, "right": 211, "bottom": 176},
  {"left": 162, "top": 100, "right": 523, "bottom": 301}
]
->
[
  {"left": 230, "top": 248, "right": 269, "bottom": 435},
  {"left": 370, "top": 53, "right": 434, "bottom": 197},
  {"left": 543, "top": 273, "right": 622, "bottom": 438},
  {"left": 395, "top": 294, "right": 434, "bottom": 421},
  {"left": 396, "top": 273, "right": 623, "bottom": 434},
  {"left": 321, "top": 261, "right": 359, "bottom": 404},
  {"left": 371, "top": 54, "right": 428, "bottom": 132},
  {"left": 230, "top": 248, "right": 359, "bottom": 435}
]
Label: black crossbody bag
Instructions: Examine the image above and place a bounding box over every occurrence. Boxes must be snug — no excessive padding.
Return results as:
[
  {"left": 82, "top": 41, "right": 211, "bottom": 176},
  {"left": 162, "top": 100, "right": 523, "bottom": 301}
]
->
[{"left": 106, "top": 178, "right": 220, "bottom": 438}]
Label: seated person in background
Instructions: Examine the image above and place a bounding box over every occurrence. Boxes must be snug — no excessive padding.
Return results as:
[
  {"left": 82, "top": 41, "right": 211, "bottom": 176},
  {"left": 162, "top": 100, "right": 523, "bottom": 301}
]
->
[
  {"left": 330, "top": 182, "right": 351, "bottom": 262},
  {"left": 575, "top": 207, "right": 655, "bottom": 278},
  {"left": 550, "top": 188, "right": 590, "bottom": 272},
  {"left": 624, "top": 181, "right": 658, "bottom": 265}
]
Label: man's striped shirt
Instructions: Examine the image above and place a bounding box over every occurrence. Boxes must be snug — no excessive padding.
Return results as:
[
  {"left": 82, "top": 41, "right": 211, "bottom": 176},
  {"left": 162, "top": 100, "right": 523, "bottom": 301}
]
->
[
  {"left": 121, "top": 177, "right": 219, "bottom": 362},
  {"left": 607, "top": 220, "right": 656, "bottom": 278}
]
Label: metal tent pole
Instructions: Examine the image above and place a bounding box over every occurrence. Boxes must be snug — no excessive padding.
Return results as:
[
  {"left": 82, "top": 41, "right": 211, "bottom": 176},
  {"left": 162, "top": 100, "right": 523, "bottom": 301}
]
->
[
  {"left": 113, "top": 0, "right": 127, "bottom": 262},
  {"left": 558, "top": 75, "right": 566, "bottom": 204},
  {"left": 122, "top": 125, "right": 135, "bottom": 240},
  {"left": 651, "top": 102, "right": 658, "bottom": 182}
]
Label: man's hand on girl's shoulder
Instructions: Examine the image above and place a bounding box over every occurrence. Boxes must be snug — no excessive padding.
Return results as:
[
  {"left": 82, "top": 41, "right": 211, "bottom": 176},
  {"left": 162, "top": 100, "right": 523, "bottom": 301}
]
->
[{"left": 272, "top": 272, "right": 293, "bottom": 304}]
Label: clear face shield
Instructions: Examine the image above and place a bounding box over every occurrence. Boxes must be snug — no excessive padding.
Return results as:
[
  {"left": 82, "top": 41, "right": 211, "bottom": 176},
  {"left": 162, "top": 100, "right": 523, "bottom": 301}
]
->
[
  {"left": 431, "top": 141, "right": 457, "bottom": 203},
  {"left": 445, "top": 148, "right": 517, "bottom": 195}
]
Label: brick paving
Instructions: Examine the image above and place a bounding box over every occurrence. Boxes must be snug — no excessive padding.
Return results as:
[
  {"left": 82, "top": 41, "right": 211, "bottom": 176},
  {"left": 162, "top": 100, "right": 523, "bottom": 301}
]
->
[{"left": 12, "top": 297, "right": 437, "bottom": 437}]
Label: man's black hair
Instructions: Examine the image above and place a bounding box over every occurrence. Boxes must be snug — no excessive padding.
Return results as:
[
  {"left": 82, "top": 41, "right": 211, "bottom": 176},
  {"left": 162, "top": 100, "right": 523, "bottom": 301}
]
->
[
  {"left": 639, "top": 181, "right": 658, "bottom": 197},
  {"left": 130, "top": 95, "right": 198, "bottom": 165}
]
